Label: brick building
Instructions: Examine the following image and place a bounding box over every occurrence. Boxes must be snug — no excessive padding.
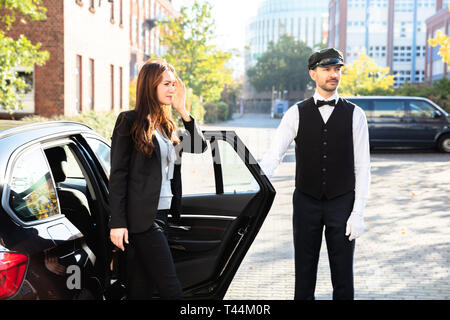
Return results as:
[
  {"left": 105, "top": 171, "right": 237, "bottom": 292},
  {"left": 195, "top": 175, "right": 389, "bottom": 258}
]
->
[
  {"left": 425, "top": 1, "right": 450, "bottom": 82},
  {"left": 129, "top": 0, "right": 178, "bottom": 81},
  {"left": 1, "top": 0, "right": 130, "bottom": 118}
]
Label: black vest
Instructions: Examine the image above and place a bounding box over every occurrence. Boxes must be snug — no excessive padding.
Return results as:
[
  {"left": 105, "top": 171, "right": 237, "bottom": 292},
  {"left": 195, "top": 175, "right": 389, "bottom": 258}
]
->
[{"left": 294, "top": 97, "right": 355, "bottom": 200}]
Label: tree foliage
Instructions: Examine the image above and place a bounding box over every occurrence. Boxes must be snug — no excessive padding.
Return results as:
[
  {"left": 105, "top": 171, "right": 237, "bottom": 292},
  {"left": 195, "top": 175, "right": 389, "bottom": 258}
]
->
[
  {"left": 246, "top": 34, "right": 312, "bottom": 93},
  {"left": 158, "top": 0, "right": 233, "bottom": 102},
  {"left": 0, "top": 0, "right": 49, "bottom": 113},
  {"left": 427, "top": 6, "right": 450, "bottom": 64},
  {"left": 220, "top": 80, "right": 242, "bottom": 119},
  {"left": 339, "top": 52, "right": 394, "bottom": 96}
]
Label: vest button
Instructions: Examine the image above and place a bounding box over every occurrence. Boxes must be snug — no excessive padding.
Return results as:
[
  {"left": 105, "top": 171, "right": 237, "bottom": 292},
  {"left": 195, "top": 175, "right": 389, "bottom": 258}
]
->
[
  {"left": 322, "top": 168, "right": 326, "bottom": 172},
  {"left": 323, "top": 155, "right": 327, "bottom": 159},
  {"left": 323, "top": 129, "right": 328, "bottom": 133},
  {"left": 323, "top": 141, "right": 327, "bottom": 146},
  {"left": 322, "top": 181, "right": 326, "bottom": 185}
]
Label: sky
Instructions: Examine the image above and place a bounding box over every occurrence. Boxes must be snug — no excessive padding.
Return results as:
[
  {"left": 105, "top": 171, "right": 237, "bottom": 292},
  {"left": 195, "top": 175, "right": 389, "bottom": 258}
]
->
[{"left": 172, "top": 0, "right": 266, "bottom": 77}]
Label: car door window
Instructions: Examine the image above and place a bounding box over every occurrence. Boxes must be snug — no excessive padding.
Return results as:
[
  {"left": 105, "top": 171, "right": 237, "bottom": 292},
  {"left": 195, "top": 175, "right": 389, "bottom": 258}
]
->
[
  {"left": 373, "top": 100, "right": 406, "bottom": 118},
  {"left": 61, "top": 145, "right": 84, "bottom": 179},
  {"left": 85, "top": 137, "right": 111, "bottom": 179},
  {"left": 350, "top": 99, "right": 372, "bottom": 117},
  {"left": 351, "top": 99, "right": 370, "bottom": 111},
  {"left": 8, "top": 148, "right": 60, "bottom": 222},
  {"left": 217, "top": 139, "right": 259, "bottom": 193},
  {"left": 181, "top": 140, "right": 216, "bottom": 195},
  {"left": 409, "top": 101, "right": 439, "bottom": 119}
]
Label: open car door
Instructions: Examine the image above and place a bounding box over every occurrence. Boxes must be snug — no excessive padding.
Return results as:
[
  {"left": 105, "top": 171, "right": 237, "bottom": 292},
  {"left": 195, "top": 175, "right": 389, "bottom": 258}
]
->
[{"left": 168, "top": 130, "right": 275, "bottom": 299}]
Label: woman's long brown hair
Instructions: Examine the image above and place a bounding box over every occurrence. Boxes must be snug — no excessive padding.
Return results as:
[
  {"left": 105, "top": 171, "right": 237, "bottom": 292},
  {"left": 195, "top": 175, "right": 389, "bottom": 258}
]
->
[{"left": 131, "top": 58, "right": 180, "bottom": 157}]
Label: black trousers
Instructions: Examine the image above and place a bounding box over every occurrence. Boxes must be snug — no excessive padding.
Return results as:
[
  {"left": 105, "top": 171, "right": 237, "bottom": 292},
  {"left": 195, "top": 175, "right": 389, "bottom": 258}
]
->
[
  {"left": 125, "top": 210, "right": 183, "bottom": 300},
  {"left": 293, "top": 189, "right": 355, "bottom": 300}
]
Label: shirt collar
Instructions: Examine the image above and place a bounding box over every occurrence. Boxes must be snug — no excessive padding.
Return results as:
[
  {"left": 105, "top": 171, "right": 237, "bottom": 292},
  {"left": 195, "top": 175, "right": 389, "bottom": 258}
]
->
[{"left": 313, "top": 91, "right": 340, "bottom": 105}]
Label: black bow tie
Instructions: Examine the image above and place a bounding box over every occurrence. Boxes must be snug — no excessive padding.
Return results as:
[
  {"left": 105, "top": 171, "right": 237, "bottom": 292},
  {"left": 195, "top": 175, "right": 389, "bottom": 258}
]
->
[{"left": 316, "top": 99, "right": 336, "bottom": 107}]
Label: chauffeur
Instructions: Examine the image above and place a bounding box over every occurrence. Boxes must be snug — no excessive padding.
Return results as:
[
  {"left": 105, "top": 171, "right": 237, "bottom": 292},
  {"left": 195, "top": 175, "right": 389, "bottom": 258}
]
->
[{"left": 259, "top": 48, "right": 371, "bottom": 300}]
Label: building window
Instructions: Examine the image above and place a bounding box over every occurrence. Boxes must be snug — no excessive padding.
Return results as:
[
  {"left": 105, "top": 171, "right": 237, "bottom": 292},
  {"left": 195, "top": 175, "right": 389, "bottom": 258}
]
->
[
  {"left": 119, "top": 66, "right": 123, "bottom": 109},
  {"left": 76, "top": 55, "right": 82, "bottom": 113},
  {"left": 89, "top": 0, "right": 95, "bottom": 13},
  {"left": 110, "top": 0, "right": 115, "bottom": 24},
  {"left": 132, "top": 17, "right": 137, "bottom": 44},
  {"left": 119, "top": 0, "right": 123, "bottom": 26},
  {"left": 145, "top": 25, "right": 150, "bottom": 55},
  {"left": 88, "top": 59, "right": 94, "bottom": 110},
  {"left": 141, "top": 21, "right": 146, "bottom": 47}
]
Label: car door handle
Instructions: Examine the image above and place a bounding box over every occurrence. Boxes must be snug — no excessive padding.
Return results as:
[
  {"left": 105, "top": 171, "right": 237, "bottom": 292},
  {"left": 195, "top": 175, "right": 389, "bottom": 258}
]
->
[{"left": 168, "top": 223, "right": 191, "bottom": 231}]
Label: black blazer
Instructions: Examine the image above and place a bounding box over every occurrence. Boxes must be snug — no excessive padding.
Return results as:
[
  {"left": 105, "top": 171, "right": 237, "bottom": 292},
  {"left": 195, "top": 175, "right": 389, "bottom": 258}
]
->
[{"left": 108, "top": 110, "right": 207, "bottom": 234}]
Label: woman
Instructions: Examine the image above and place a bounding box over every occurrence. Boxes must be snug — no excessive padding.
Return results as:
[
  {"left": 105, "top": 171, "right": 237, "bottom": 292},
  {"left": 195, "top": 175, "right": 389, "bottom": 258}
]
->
[{"left": 109, "top": 58, "right": 207, "bottom": 299}]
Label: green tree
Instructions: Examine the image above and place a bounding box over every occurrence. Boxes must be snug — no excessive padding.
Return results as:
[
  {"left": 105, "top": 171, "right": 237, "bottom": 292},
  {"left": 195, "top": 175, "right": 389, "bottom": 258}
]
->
[
  {"left": 220, "top": 80, "right": 242, "bottom": 120},
  {"left": 0, "top": 0, "right": 49, "bottom": 114},
  {"left": 339, "top": 52, "right": 394, "bottom": 96},
  {"left": 158, "top": 0, "right": 233, "bottom": 102},
  {"left": 246, "top": 34, "right": 313, "bottom": 94},
  {"left": 427, "top": 6, "right": 450, "bottom": 64}
]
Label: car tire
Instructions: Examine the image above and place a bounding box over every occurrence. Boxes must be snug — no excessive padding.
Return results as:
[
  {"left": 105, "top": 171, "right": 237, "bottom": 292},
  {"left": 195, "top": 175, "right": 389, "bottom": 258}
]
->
[{"left": 437, "top": 134, "right": 450, "bottom": 153}]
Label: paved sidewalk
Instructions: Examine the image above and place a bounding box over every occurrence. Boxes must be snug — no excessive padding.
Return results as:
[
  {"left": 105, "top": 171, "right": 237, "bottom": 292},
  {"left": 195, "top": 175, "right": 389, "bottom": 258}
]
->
[{"left": 204, "top": 114, "right": 450, "bottom": 300}]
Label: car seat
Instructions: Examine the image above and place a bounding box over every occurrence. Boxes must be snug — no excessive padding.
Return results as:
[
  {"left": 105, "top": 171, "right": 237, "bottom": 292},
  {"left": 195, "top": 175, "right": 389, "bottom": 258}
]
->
[{"left": 44, "top": 146, "right": 97, "bottom": 254}]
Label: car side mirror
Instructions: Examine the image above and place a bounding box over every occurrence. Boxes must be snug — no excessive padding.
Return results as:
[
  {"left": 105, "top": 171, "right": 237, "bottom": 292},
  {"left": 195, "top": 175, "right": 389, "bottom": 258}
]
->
[{"left": 434, "top": 111, "right": 442, "bottom": 119}]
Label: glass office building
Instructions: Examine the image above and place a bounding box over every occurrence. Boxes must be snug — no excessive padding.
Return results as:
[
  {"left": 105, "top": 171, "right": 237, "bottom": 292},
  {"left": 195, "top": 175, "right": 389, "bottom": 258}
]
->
[
  {"left": 245, "top": 0, "right": 329, "bottom": 70},
  {"left": 329, "top": 0, "right": 445, "bottom": 87}
]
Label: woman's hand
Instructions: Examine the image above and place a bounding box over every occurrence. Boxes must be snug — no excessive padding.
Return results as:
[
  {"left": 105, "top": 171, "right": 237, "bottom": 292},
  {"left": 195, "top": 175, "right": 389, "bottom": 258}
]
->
[
  {"left": 110, "top": 228, "right": 129, "bottom": 251},
  {"left": 172, "top": 77, "right": 191, "bottom": 122},
  {"left": 44, "top": 250, "right": 66, "bottom": 276}
]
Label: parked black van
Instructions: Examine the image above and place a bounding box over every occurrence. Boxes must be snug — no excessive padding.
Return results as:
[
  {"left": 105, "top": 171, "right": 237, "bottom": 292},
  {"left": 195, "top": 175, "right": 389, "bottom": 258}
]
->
[{"left": 346, "top": 96, "right": 450, "bottom": 153}]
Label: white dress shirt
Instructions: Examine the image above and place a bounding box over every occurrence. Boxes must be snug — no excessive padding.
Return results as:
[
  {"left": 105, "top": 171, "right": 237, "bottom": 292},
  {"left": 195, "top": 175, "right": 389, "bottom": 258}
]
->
[{"left": 259, "top": 91, "right": 371, "bottom": 215}]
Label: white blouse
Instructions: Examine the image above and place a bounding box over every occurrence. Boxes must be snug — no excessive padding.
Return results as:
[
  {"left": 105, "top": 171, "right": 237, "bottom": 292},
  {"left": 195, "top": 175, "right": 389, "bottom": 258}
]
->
[{"left": 154, "top": 128, "right": 176, "bottom": 210}]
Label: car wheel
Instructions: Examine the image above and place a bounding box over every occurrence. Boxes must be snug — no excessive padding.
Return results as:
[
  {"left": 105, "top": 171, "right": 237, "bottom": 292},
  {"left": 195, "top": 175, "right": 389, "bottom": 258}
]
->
[{"left": 437, "top": 134, "right": 450, "bottom": 153}]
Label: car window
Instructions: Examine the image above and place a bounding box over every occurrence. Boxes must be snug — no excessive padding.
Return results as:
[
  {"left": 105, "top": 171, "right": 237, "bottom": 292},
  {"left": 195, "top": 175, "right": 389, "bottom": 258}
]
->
[
  {"left": 349, "top": 99, "right": 371, "bottom": 111},
  {"left": 61, "top": 145, "right": 84, "bottom": 179},
  {"left": 9, "top": 148, "right": 60, "bottom": 222},
  {"left": 373, "top": 100, "right": 406, "bottom": 118},
  {"left": 85, "top": 137, "right": 111, "bottom": 179},
  {"left": 409, "top": 100, "right": 438, "bottom": 119},
  {"left": 181, "top": 140, "right": 216, "bottom": 195},
  {"left": 217, "top": 139, "right": 259, "bottom": 194},
  {"left": 181, "top": 138, "right": 259, "bottom": 195},
  {"left": 349, "top": 99, "right": 372, "bottom": 117}
]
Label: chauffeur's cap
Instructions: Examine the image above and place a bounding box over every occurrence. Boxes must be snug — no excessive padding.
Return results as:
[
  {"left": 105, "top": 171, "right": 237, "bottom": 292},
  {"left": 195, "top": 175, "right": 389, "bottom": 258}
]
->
[{"left": 308, "top": 48, "right": 344, "bottom": 70}]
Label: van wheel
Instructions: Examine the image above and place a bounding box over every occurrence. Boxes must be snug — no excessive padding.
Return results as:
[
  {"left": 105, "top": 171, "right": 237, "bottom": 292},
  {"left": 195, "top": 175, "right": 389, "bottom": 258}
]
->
[{"left": 437, "top": 134, "right": 450, "bottom": 153}]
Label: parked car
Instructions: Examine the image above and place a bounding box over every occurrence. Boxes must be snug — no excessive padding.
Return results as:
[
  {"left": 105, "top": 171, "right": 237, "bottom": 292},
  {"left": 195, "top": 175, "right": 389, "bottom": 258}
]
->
[
  {"left": 0, "top": 120, "right": 275, "bottom": 300},
  {"left": 345, "top": 96, "right": 450, "bottom": 153}
]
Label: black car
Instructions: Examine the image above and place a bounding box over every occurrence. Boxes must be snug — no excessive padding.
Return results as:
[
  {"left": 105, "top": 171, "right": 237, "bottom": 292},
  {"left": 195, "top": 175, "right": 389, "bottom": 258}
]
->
[
  {"left": 0, "top": 120, "right": 275, "bottom": 300},
  {"left": 346, "top": 96, "right": 450, "bottom": 153}
]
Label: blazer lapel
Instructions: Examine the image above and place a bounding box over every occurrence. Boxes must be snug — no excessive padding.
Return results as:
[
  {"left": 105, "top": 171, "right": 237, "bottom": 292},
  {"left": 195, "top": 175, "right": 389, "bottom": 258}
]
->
[{"left": 152, "top": 135, "right": 161, "bottom": 162}]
